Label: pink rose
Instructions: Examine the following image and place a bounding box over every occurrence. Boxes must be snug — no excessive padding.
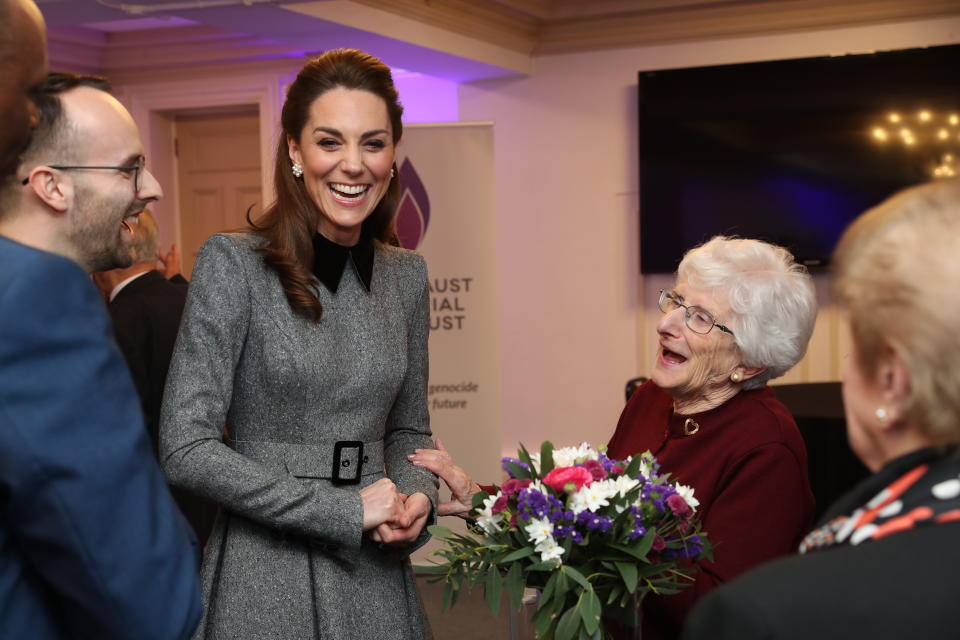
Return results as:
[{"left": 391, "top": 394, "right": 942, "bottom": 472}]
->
[
  {"left": 581, "top": 459, "right": 608, "bottom": 481},
  {"left": 611, "top": 465, "right": 625, "bottom": 474},
  {"left": 543, "top": 466, "right": 593, "bottom": 493},
  {"left": 667, "top": 494, "right": 692, "bottom": 519},
  {"left": 502, "top": 478, "right": 532, "bottom": 496},
  {"left": 491, "top": 495, "right": 509, "bottom": 514},
  {"left": 652, "top": 534, "right": 666, "bottom": 552}
]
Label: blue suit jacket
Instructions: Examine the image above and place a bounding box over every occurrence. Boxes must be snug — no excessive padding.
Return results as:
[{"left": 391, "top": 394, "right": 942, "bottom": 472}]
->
[{"left": 0, "top": 236, "right": 202, "bottom": 639}]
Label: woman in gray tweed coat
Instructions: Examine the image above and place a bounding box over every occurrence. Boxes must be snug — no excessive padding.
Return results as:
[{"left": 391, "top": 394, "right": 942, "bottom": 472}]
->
[{"left": 160, "top": 49, "right": 439, "bottom": 640}]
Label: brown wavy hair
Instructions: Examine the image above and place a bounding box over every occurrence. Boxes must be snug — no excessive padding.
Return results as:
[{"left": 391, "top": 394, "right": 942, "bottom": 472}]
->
[{"left": 247, "top": 48, "right": 404, "bottom": 321}]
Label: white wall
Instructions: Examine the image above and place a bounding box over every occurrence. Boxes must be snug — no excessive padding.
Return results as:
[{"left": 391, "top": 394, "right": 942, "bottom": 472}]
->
[{"left": 458, "top": 17, "right": 960, "bottom": 457}]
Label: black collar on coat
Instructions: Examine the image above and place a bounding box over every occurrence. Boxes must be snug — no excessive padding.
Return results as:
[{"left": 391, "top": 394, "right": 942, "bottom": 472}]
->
[{"left": 311, "top": 231, "right": 374, "bottom": 294}]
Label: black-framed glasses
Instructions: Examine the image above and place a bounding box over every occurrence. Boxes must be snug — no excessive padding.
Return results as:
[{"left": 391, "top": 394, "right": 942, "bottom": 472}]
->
[
  {"left": 658, "top": 289, "right": 735, "bottom": 337},
  {"left": 22, "top": 156, "right": 145, "bottom": 191}
]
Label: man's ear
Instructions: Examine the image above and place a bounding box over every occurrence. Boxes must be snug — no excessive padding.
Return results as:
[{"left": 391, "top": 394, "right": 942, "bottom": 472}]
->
[
  {"left": 875, "top": 346, "right": 911, "bottom": 427},
  {"left": 287, "top": 134, "right": 302, "bottom": 167},
  {"left": 25, "top": 167, "right": 71, "bottom": 215}
]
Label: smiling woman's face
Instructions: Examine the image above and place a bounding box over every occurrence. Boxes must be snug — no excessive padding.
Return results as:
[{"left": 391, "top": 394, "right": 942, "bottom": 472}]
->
[
  {"left": 287, "top": 87, "right": 395, "bottom": 246},
  {"left": 651, "top": 281, "right": 742, "bottom": 409}
]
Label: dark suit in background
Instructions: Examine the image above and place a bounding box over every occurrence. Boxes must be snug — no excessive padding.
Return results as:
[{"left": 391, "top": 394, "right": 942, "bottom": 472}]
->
[{"left": 109, "top": 268, "right": 217, "bottom": 545}]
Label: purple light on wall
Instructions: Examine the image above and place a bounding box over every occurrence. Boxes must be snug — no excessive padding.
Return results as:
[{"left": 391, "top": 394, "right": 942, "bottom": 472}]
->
[
  {"left": 396, "top": 158, "right": 430, "bottom": 250},
  {"left": 394, "top": 73, "right": 459, "bottom": 122}
]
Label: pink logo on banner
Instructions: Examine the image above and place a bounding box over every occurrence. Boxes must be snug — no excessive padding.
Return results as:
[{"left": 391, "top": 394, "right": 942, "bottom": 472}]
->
[{"left": 395, "top": 158, "right": 430, "bottom": 250}]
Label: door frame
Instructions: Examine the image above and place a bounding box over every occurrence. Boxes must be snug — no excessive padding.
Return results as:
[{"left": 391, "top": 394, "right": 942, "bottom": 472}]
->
[{"left": 114, "top": 72, "right": 288, "bottom": 253}]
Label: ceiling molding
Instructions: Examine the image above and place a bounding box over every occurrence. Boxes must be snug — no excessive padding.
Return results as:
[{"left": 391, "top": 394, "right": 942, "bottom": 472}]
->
[{"left": 344, "top": 0, "right": 960, "bottom": 55}]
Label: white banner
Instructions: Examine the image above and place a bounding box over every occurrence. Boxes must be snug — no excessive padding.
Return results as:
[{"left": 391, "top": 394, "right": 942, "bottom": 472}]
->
[{"left": 396, "top": 123, "right": 502, "bottom": 565}]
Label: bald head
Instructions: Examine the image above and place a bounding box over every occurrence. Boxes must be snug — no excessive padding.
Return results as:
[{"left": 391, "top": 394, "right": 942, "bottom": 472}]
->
[
  {"left": 3, "top": 72, "right": 163, "bottom": 273},
  {"left": 0, "top": 0, "right": 48, "bottom": 181}
]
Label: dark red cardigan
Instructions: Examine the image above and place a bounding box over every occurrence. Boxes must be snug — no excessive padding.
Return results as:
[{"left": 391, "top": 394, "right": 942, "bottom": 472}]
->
[{"left": 607, "top": 380, "right": 815, "bottom": 640}]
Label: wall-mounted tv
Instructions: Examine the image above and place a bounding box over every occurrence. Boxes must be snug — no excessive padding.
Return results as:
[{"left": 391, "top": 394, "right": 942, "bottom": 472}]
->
[{"left": 638, "top": 44, "right": 960, "bottom": 274}]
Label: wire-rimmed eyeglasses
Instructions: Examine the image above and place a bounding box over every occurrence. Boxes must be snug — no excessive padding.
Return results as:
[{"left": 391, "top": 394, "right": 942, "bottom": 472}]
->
[
  {"left": 658, "top": 289, "right": 735, "bottom": 337},
  {"left": 22, "top": 156, "right": 145, "bottom": 192}
]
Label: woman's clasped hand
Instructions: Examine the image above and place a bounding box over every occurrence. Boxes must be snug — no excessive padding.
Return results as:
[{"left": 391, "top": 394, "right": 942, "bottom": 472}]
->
[{"left": 360, "top": 479, "right": 432, "bottom": 545}]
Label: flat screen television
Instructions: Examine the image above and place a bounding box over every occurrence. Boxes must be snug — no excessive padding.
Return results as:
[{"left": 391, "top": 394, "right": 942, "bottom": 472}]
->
[{"left": 638, "top": 43, "right": 960, "bottom": 274}]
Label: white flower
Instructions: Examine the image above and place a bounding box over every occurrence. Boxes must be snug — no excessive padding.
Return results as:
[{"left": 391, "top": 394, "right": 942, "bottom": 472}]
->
[
  {"left": 609, "top": 475, "right": 640, "bottom": 499},
  {"left": 552, "top": 443, "right": 598, "bottom": 468},
  {"left": 674, "top": 483, "right": 700, "bottom": 513},
  {"left": 535, "top": 536, "right": 565, "bottom": 564},
  {"left": 475, "top": 493, "right": 504, "bottom": 534},
  {"left": 524, "top": 517, "right": 554, "bottom": 545},
  {"left": 637, "top": 459, "right": 653, "bottom": 481},
  {"left": 568, "top": 479, "right": 616, "bottom": 515}
]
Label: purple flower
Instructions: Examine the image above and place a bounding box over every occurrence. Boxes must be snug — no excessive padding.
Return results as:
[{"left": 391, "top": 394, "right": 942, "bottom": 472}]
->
[{"left": 577, "top": 511, "right": 613, "bottom": 533}]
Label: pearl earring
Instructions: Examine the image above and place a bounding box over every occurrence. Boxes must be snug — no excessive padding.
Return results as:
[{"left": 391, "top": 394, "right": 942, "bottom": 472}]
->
[
  {"left": 731, "top": 372, "right": 741, "bottom": 382},
  {"left": 875, "top": 407, "right": 888, "bottom": 423},
  {"left": 391, "top": 167, "right": 396, "bottom": 179},
  {"left": 292, "top": 162, "right": 303, "bottom": 179}
]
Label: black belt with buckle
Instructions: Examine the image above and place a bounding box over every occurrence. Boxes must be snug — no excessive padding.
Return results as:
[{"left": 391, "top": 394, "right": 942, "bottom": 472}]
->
[{"left": 332, "top": 440, "right": 367, "bottom": 485}]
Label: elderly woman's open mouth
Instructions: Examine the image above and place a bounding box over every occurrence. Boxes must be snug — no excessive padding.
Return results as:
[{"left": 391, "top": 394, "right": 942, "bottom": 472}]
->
[{"left": 660, "top": 346, "right": 688, "bottom": 365}]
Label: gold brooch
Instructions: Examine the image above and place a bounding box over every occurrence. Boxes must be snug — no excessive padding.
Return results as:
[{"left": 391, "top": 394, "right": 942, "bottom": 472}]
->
[{"left": 683, "top": 418, "right": 700, "bottom": 436}]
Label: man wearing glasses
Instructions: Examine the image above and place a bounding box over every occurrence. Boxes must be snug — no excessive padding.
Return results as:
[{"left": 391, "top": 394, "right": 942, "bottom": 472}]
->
[{"left": 0, "top": 72, "right": 201, "bottom": 639}]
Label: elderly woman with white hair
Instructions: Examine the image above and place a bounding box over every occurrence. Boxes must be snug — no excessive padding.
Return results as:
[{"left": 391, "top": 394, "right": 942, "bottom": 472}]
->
[
  {"left": 410, "top": 236, "right": 819, "bottom": 640},
  {"left": 682, "top": 179, "right": 960, "bottom": 640},
  {"left": 603, "top": 236, "right": 818, "bottom": 639}
]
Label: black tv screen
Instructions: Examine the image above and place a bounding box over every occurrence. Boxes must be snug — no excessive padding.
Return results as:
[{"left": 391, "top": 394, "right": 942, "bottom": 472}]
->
[{"left": 638, "top": 44, "right": 960, "bottom": 273}]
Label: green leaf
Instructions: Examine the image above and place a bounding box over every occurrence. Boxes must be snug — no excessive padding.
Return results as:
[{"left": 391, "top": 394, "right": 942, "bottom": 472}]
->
[
  {"left": 485, "top": 566, "right": 502, "bottom": 617},
  {"left": 471, "top": 491, "right": 490, "bottom": 509},
  {"left": 555, "top": 602, "right": 582, "bottom": 640},
  {"left": 608, "top": 530, "right": 655, "bottom": 562},
  {"left": 501, "top": 547, "right": 535, "bottom": 563},
  {"left": 504, "top": 460, "right": 531, "bottom": 480},
  {"left": 539, "top": 441, "right": 555, "bottom": 475},
  {"left": 441, "top": 581, "right": 453, "bottom": 614},
  {"left": 541, "top": 571, "right": 559, "bottom": 606},
  {"left": 412, "top": 563, "right": 449, "bottom": 574},
  {"left": 562, "top": 566, "right": 591, "bottom": 592},
  {"left": 606, "top": 584, "right": 623, "bottom": 605},
  {"left": 615, "top": 561, "right": 639, "bottom": 594},
  {"left": 578, "top": 626, "right": 602, "bottom": 640},
  {"left": 623, "top": 452, "right": 644, "bottom": 478},
  {"left": 554, "top": 570, "right": 569, "bottom": 601},
  {"left": 580, "top": 589, "right": 601, "bottom": 636},
  {"left": 427, "top": 525, "right": 455, "bottom": 539},
  {"left": 506, "top": 562, "right": 525, "bottom": 611},
  {"left": 533, "top": 603, "right": 557, "bottom": 639}
]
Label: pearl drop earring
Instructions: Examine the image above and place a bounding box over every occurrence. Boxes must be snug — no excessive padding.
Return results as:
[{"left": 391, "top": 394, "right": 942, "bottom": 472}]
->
[{"left": 875, "top": 407, "right": 888, "bottom": 423}]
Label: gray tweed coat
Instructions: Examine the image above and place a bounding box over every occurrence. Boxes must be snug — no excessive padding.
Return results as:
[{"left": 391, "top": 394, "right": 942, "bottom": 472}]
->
[{"left": 160, "top": 233, "right": 438, "bottom": 640}]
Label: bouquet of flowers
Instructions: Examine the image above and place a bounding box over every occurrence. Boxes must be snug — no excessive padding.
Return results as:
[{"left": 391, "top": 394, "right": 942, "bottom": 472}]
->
[{"left": 418, "top": 442, "right": 710, "bottom": 640}]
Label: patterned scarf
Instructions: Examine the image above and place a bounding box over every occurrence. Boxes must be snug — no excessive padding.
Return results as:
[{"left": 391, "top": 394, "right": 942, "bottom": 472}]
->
[{"left": 799, "top": 446, "right": 960, "bottom": 553}]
